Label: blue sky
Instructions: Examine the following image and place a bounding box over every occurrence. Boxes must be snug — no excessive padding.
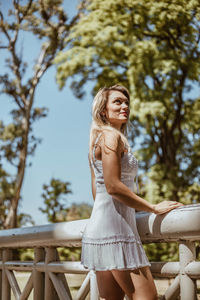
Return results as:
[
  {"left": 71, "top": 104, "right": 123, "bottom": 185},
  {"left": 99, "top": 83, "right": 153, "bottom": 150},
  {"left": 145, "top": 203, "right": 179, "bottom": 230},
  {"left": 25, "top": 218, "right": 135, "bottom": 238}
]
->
[{"left": 0, "top": 0, "right": 95, "bottom": 225}]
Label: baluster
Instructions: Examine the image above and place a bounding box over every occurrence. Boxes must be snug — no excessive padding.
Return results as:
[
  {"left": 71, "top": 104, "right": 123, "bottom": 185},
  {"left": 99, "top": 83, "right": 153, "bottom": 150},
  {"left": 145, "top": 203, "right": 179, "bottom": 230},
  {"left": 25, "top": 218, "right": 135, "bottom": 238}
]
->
[
  {"left": 89, "top": 271, "right": 99, "bottom": 300},
  {"left": 2, "top": 249, "right": 12, "bottom": 300},
  {"left": 179, "top": 241, "right": 197, "bottom": 300},
  {"left": 33, "top": 247, "right": 45, "bottom": 300},
  {"left": 44, "top": 247, "right": 59, "bottom": 300},
  {"left": 0, "top": 249, "right": 2, "bottom": 300}
]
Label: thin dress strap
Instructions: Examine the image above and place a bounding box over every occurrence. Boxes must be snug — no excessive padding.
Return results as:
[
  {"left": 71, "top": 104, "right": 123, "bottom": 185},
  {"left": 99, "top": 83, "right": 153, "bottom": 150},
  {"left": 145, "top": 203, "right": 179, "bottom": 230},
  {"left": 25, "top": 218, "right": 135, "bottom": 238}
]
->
[
  {"left": 135, "top": 166, "right": 139, "bottom": 194},
  {"left": 90, "top": 132, "right": 103, "bottom": 169}
]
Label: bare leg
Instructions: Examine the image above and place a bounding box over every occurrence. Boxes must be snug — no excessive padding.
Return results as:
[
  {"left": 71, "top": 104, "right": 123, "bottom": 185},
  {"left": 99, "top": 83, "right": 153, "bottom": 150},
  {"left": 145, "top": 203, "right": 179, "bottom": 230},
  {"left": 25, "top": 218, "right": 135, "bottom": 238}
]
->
[
  {"left": 96, "top": 270, "right": 125, "bottom": 300},
  {"left": 111, "top": 266, "right": 158, "bottom": 300}
]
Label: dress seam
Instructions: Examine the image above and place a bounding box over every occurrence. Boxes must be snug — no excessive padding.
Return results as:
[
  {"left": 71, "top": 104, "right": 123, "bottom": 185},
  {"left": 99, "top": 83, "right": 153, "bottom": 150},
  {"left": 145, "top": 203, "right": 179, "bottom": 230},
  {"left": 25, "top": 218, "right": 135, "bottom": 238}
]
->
[{"left": 82, "top": 239, "right": 142, "bottom": 245}]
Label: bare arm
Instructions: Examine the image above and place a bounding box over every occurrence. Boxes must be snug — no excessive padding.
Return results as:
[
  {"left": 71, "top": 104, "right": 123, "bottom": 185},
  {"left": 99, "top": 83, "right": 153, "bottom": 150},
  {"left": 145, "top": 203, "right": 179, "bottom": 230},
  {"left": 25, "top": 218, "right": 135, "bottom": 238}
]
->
[{"left": 101, "top": 131, "right": 183, "bottom": 214}]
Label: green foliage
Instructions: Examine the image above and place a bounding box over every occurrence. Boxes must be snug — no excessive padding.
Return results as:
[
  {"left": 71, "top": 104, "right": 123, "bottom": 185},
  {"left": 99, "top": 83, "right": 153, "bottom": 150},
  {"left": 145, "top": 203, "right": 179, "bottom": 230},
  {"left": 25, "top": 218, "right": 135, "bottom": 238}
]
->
[
  {"left": 0, "top": 163, "right": 15, "bottom": 228},
  {"left": 17, "top": 212, "right": 35, "bottom": 227},
  {"left": 144, "top": 241, "right": 200, "bottom": 262},
  {"left": 18, "top": 248, "right": 34, "bottom": 261},
  {"left": 39, "top": 176, "right": 92, "bottom": 223},
  {"left": 66, "top": 203, "right": 92, "bottom": 221},
  {"left": 58, "top": 247, "right": 81, "bottom": 261},
  {"left": 144, "top": 242, "right": 179, "bottom": 262},
  {"left": 55, "top": 0, "right": 200, "bottom": 204},
  {"left": 39, "top": 178, "right": 72, "bottom": 223}
]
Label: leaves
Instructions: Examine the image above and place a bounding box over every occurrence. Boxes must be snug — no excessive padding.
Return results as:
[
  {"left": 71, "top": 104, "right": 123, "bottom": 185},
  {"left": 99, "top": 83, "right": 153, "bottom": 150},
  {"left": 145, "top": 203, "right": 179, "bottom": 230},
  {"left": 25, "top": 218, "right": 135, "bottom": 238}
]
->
[
  {"left": 39, "top": 178, "right": 72, "bottom": 223},
  {"left": 55, "top": 0, "right": 200, "bottom": 203}
]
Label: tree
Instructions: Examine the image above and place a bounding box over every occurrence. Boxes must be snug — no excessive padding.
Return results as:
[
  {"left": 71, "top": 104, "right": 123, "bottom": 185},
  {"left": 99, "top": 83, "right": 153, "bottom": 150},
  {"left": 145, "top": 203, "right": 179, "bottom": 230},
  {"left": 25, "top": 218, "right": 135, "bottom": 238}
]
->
[
  {"left": 39, "top": 178, "right": 72, "bottom": 223},
  {"left": 39, "top": 177, "right": 92, "bottom": 222},
  {"left": 65, "top": 203, "right": 92, "bottom": 221},
  {"left": 54, "top": 0, "right": 200, "bottom": 204},
  {"left": 39, "top": 180, "right": 92, "bottom": 261},
  {"left": 0, "top": 0, "right": 82, "bottom": 228},
  {"left": 17, "top": 211, "right": 35, "bottom": 227}
]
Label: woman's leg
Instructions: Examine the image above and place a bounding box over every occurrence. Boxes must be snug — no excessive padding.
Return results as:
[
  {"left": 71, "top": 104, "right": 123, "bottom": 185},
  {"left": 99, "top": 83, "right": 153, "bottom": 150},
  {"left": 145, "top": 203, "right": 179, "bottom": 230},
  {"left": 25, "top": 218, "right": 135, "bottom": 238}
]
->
[
  {"left": 111, "top": 266, "right": 158, "bottom": 300},
  {"left": 96, "top": 270, "right": 125, "bottom": 300}
]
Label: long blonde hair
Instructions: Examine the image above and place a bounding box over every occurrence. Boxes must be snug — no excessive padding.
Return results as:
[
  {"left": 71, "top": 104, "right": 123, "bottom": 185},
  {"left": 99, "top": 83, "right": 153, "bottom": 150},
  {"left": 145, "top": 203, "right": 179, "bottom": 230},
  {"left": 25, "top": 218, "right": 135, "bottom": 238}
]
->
[{"left": 89, "top": 84, "right": 131, "bottom": 162}]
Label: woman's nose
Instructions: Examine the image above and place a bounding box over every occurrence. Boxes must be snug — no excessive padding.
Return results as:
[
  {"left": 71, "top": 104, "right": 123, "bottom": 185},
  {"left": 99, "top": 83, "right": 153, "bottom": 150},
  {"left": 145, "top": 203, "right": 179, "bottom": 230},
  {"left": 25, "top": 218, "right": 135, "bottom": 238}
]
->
[{"left": 121, "top": 102, "right": 129, "bottom": 110}]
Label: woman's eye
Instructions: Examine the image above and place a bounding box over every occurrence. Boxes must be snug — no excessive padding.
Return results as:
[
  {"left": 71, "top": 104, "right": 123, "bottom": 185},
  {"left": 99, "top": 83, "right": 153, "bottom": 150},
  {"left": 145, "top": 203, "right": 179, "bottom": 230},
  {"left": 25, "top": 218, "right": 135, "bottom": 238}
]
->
[{"left": 114, "top": 99, "right": 121, "bottom": 104}]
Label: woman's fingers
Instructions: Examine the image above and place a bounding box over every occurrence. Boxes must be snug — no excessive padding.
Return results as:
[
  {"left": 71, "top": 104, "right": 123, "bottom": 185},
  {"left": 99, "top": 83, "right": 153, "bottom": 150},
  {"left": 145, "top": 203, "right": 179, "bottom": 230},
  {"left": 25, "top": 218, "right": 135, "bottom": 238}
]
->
[{"left": 155, "top": 201, "right": 184, "bottom": 215}]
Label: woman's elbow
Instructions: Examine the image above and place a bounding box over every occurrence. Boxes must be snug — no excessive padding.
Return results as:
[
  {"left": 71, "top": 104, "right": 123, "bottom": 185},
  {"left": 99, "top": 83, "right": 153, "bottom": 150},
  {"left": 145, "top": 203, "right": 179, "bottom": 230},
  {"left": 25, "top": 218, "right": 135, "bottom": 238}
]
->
[{"left": 105, "top": 181, "right": 119, "bottom": 195}]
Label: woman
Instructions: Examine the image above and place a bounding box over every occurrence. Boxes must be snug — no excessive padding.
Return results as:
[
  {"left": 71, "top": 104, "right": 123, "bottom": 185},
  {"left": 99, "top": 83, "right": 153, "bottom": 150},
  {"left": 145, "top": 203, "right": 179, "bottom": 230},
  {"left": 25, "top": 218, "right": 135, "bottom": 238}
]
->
[{"left": 81, "top": 84, "right": 183, "bottom": 300}]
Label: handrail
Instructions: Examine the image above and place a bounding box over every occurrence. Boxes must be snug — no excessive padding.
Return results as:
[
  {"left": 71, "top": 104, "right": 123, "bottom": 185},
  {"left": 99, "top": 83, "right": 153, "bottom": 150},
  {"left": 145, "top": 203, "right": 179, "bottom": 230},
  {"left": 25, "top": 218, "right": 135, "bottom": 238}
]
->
[
  {"left": 0, "top": 204, "right": 199, "bottom": 247},
  {"left": 0, "top": 204, "right": 200, "bottom": 300}
]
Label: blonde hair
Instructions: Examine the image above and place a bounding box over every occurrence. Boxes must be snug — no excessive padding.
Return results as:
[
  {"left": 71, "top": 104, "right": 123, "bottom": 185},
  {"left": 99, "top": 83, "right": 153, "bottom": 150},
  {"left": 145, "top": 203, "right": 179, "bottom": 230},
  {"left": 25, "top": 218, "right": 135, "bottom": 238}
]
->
[{"left": 89, "top": 84, "right": 131, "bottom": 162}]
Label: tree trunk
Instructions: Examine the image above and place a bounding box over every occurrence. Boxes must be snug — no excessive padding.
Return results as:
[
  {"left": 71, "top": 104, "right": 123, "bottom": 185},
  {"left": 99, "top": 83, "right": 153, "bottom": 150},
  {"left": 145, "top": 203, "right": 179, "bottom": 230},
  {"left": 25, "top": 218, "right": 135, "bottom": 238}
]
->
[{"left": 4, "top": 115, "right": 29, "bottom": 229}]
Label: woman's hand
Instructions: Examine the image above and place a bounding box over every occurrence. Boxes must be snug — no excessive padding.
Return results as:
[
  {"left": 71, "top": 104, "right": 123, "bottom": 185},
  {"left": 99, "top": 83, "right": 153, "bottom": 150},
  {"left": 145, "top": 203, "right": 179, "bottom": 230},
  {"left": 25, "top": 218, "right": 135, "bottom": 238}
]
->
[{"left": 152, "top": 200, "right": 184, "bottom": 215}]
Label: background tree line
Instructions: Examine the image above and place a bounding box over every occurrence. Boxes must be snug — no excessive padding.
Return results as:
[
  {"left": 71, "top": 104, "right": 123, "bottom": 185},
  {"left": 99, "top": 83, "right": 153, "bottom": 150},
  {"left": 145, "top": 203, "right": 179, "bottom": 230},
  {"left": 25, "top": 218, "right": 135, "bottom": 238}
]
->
[{"left": 0, "top": 0, "right": 199, "bottom": 262}]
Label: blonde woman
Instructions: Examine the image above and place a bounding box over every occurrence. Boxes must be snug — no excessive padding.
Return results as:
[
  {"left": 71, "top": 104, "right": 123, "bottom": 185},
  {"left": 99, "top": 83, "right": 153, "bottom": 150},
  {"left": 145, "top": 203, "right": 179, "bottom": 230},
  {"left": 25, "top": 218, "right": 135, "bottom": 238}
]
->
[{"left": 81, "top": 85, "right": 183, "bottom": 300}]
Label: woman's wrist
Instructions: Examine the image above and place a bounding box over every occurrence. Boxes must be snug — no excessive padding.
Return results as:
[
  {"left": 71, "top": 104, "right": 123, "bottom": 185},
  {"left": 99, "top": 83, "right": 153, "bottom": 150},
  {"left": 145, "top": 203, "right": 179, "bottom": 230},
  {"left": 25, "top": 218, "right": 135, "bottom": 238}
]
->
[{"left": 150, "top": 204, "right": 156, "bottom": 214}]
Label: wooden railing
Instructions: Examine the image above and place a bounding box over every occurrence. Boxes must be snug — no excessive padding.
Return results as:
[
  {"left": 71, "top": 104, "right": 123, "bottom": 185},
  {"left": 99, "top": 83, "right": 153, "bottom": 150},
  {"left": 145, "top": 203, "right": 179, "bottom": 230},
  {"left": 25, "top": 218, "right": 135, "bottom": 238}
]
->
[{"left": 0, "top": 204, "right": 200, "bottom": 300}]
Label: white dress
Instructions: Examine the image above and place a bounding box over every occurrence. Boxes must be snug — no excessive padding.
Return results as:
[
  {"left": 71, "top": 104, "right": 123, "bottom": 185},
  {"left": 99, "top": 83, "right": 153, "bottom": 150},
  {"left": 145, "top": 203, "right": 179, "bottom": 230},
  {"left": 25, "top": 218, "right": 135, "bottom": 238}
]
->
[{"left": 81, "top": 133, "right": 151, "bottom": 271}]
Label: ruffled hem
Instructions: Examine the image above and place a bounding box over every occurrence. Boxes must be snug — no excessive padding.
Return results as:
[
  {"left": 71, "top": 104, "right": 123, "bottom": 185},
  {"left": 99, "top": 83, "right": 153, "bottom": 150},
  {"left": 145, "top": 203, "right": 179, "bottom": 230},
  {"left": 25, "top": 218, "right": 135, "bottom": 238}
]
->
[
  {"left": 81, "top": 262, "right": 151, "bottom": 271},
  {"left": 81, "top": 240, "right": 151, "bottom": 271}
]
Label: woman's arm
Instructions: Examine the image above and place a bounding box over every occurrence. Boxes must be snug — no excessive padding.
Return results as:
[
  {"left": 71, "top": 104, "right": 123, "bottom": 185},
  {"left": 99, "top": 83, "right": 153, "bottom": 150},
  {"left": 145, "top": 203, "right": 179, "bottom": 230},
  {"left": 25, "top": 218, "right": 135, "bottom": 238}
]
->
[{"left": 101, "top": 131, "right": 183, "bottom": 214}]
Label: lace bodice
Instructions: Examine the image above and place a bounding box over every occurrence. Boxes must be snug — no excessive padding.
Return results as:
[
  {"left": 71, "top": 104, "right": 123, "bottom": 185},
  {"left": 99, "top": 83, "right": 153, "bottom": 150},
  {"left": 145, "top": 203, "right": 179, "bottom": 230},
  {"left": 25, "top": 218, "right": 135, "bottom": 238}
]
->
[{"left": 90, "top": 133, "right": 139, "bottom": 193}]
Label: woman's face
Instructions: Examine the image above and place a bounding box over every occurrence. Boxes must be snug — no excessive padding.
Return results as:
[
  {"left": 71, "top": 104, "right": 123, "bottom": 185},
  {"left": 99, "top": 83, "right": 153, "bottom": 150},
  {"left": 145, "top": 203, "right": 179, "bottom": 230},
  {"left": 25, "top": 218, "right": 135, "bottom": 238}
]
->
[{"left": 104, "top": 90, "right": 130, "bottom": 130}]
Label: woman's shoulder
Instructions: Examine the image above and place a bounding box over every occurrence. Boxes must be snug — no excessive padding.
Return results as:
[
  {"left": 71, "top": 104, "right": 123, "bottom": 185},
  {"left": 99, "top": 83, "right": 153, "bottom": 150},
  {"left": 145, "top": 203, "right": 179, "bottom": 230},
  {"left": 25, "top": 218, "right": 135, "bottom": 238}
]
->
[
  {"left": 100, "top": 129, "right": 124, "bottom": 152},
  {"left": 101, "top": 128, "right": 120, "bottom": 139}
]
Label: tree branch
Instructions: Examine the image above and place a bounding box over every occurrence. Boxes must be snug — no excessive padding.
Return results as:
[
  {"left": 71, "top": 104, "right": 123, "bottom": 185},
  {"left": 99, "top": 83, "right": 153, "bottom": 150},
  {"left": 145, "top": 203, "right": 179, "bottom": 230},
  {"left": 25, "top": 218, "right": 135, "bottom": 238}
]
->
[
  {"left": 0, "top": 45, "right": 9, "bottom": 49},
  {"left": 23, "top": 0, "right": 33, "bottom": 17},
  {"left": 14, "top": 96, "right": 25, "bottom": 111},
  {"left": 13, "top": 0, "right": 22, "bottom": 23},
  {"left": 0, "top": 12, "right": 11, "bottom": 42}
]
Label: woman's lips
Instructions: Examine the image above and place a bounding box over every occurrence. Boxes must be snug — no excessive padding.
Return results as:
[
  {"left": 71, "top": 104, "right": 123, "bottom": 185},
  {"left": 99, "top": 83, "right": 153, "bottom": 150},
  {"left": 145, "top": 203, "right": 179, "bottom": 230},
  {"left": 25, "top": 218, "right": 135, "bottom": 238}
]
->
[{"left": 120, "top": 112, "right": 128, "bottom": 116}]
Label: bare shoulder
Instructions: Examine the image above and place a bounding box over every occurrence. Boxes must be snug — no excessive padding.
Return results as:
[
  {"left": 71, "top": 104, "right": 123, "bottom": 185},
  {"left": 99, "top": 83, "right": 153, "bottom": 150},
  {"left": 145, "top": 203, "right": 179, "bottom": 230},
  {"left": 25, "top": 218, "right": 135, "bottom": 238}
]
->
[{"left": 100, "top": 129, "right": 123, "bottom": 154}]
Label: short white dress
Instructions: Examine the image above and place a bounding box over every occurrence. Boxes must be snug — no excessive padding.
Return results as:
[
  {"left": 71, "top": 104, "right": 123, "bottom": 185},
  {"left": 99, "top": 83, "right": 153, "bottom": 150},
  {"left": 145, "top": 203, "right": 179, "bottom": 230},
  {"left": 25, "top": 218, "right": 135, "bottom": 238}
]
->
[{"left": 81, "top": 133, "right": 151, "bottom": 271}]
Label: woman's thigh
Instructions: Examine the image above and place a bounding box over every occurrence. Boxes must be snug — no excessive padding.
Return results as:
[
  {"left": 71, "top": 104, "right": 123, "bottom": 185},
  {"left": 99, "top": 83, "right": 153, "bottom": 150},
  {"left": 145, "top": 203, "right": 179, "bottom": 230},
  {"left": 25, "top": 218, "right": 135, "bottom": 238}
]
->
[
  {"left": 96, "top": 270, "right": 125, "bottom": 300},
  {"left": 111, "top": 266, "right": 158, "bottom": 300}
]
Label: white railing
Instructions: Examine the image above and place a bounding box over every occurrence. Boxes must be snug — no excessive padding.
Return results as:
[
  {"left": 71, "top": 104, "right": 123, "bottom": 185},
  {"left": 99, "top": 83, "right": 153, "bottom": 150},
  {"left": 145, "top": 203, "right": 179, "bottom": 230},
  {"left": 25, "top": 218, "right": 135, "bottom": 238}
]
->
[{"left": 0, "top": 204, "right": 200, "bottom": 300}]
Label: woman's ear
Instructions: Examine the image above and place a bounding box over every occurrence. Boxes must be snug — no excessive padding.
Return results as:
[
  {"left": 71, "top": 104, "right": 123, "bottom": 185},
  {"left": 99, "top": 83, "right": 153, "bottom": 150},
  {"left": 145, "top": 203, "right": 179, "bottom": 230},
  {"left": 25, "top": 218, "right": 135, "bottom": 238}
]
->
[
  {"left": 100, "top": 111, "right": 107, "bottom": 123},
  {"left": 100, "top": 111, "right": 106, "bottom": 119},
  {"left": 100, "top": 109, "right": 106, "bottom": 116}
]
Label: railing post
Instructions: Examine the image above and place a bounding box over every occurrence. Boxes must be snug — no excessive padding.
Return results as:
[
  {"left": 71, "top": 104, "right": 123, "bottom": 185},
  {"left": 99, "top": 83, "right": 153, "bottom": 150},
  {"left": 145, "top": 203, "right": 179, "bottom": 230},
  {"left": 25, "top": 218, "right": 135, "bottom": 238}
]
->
[
  {"left": 89, "top": 271, "right": 99, "bottom": 300},
  {"left": 179, "top": 241, "right": 197, "bottom": 300},
  {"left": 2, "top": 249, "right": 12, "bottom": 300},
  {"left": 33, "top": 247, "right": 45, "bottom": 300},
  {"left": 45, "top": 247, "right": 59, "bottom": 300},
  {"left": 0, "top": 250, "right": 2, "bottom": 300}
]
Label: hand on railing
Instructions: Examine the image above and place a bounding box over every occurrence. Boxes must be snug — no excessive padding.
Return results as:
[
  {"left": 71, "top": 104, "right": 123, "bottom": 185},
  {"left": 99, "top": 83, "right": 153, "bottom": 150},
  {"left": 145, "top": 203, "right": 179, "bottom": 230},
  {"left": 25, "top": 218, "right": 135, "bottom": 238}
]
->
[{"left": 152, "top": 200, "right": 184, "bottom": 215}]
